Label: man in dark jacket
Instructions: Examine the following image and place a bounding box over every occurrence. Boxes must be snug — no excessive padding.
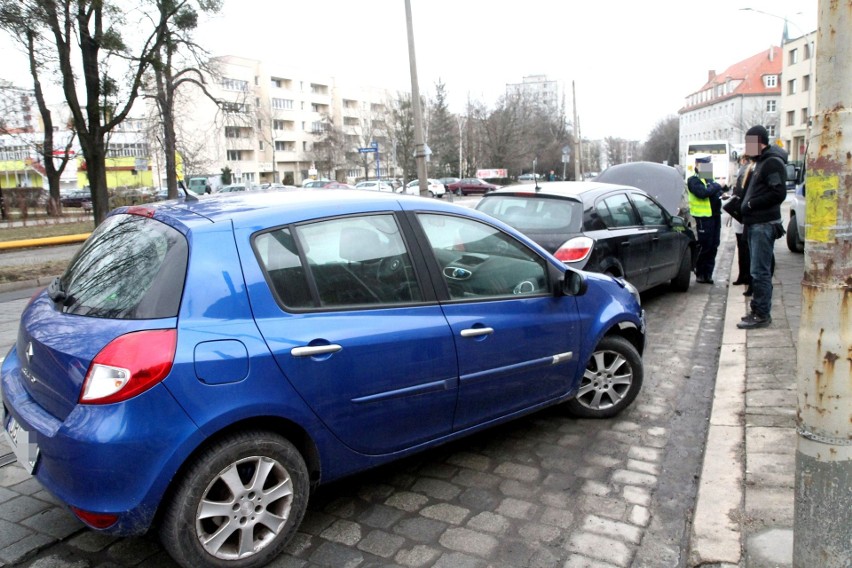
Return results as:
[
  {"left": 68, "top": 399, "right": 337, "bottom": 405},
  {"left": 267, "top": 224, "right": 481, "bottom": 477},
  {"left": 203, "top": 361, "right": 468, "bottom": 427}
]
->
[{"left": 737, "top": 125, "right": 788, "bottom": 329}]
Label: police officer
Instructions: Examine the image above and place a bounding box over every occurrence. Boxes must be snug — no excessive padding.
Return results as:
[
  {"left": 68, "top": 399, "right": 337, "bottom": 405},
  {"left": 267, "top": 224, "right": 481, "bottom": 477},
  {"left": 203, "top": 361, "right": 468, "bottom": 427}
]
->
[{"left": 687, "top": 156, "right": 725, "bottom": 284}]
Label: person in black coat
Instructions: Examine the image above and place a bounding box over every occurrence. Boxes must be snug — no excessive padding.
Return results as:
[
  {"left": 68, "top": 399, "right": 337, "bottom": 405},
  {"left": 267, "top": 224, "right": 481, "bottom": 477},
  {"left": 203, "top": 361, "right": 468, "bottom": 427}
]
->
[{"left": 737, "top": 125, "right": 788, "bottom": 329}]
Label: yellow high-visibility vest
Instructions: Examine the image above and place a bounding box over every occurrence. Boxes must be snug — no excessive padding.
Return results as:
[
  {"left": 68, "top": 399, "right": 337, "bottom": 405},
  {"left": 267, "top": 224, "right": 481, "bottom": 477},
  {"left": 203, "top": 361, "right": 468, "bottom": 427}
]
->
[{"left": 688, "top": 176, "right": 712, "bottom": 217}]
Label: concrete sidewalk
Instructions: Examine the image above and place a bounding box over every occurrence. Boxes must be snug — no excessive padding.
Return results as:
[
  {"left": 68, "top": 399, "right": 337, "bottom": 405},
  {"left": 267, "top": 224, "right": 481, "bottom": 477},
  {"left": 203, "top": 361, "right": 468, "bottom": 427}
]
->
[{"left": 689, "top": 209, "right": 802, "bottom": 567}]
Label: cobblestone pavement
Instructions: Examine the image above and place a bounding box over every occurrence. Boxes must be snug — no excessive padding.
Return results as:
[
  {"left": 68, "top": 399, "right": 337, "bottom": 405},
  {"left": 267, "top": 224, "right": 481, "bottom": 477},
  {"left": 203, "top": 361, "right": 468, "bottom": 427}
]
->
[{"left": 0, "top": 233, "right": 736, "bottom": 568}]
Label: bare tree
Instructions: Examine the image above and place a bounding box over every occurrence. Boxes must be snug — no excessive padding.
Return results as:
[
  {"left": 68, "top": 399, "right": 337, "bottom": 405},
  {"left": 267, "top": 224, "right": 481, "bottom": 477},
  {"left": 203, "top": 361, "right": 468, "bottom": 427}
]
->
[
  {"left": 146, "top": 1, "right": 222, "bottom": 198},
  {"left": 426, "top": 80, "right": 457, "bottom": 177},
  {"left": 3, "top": 0, "right": 175, "bottom": 225},
  {"left": 385, "top": 92, "right": 416, "bottom": 183},
  {"left": 642, "top": 115, "right": 679, "bottom": 165},
  {"left": 310, "top": 118, "right": 348, "bottom": 181},
  {"left": 0, "top": 3, "right": 75, "bottom": 215}
]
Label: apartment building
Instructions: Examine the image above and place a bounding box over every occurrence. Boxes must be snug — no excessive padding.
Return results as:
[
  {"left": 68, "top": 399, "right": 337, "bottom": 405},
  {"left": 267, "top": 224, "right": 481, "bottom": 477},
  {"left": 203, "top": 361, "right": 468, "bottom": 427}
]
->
[
  {"left": 778, "top": 31, "right": 816, "bottom": 164},
  {"left": 506, "top": 75, "right": 559, "bottom": 111},
  {"left": 679, "top": 47, "right": 783, "bottom": 165},
  {"left": 177, "top": 55, "right": 395, "bottom": 186}
]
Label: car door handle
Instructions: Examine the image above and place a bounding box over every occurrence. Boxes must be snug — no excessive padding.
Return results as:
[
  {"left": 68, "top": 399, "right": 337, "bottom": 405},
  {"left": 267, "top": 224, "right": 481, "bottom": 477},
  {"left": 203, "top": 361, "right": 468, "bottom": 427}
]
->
[
  {"left": 290, "top": 344, "right": 342, "bottom": 357},
  {"left": 460, "top": 327, "right": 494, "bottom": 338}
]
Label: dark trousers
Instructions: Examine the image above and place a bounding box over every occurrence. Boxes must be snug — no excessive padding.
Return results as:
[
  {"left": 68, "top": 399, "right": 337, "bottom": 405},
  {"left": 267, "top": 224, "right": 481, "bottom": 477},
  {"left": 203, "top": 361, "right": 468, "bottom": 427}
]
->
[
  {"left": 695, "top": 215, "right": 721, "bottom": 279},
  {"left": 735, "top": 231, "right": 751, "bottom": 283}
]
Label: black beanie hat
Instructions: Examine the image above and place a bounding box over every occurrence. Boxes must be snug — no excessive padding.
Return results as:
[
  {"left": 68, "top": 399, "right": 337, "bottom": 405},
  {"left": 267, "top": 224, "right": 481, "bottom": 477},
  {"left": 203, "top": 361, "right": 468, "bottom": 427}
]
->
[{"left": 746, "top": 125, "right": 769, "bottom": 145}]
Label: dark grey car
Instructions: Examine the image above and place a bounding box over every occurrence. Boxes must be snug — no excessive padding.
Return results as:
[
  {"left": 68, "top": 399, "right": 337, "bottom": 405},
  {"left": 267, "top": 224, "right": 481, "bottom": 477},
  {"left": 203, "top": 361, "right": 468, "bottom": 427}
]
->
[{"left": 476, "top": 181, "right": 695, "bottom": 293}]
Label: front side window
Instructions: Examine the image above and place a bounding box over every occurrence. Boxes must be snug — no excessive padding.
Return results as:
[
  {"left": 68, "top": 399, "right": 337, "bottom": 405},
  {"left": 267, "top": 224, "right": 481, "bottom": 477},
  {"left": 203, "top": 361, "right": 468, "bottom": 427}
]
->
[
  {"left": 255, "top": 215, "right": 422, "bottom": 309},
  {"left": 417, "top": 213, "right": 548, "bottom": 300},
  {"left": 630, "top": 193, "right": 666, "bottom": 226}
]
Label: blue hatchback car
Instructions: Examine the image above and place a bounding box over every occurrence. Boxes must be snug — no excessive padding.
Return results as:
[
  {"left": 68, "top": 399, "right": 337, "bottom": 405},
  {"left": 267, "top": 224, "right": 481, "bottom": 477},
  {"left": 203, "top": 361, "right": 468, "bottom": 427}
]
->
[{"left": 2, "top": 190, "right": 645, "bottom": 568}]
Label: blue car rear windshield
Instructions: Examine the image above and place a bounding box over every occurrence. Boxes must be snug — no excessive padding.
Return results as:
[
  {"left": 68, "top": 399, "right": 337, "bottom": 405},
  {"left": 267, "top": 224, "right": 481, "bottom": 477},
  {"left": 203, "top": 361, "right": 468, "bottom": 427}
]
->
[{"left": 59, "top": 214, "right": 188, "bottom": 319}]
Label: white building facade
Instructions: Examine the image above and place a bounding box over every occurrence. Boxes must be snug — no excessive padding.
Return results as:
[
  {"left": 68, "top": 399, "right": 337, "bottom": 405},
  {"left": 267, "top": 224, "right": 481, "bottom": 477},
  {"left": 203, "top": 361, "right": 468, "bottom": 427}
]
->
[
  {"left": 778, "top": 31, "right": 817, "bottom": 164},
  {"left": 177, "top": 56, "right": 396, "bottom": 186},
  {"left": 679, "top": 47, "right": 783, "bottom": 166}
]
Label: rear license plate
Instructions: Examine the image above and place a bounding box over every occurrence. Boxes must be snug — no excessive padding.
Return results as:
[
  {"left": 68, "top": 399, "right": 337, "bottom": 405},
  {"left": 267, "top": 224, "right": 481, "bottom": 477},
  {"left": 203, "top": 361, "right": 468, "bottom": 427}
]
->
[{"left": 3, "top": 413, "right": 39, "bottom": 473}]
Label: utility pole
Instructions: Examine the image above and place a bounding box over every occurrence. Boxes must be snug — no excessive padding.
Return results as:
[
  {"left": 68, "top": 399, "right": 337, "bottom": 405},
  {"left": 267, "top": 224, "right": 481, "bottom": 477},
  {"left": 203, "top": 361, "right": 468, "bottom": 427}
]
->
[
  {"left": 793, "top": 1, "right": 852, "bottom": 566},
  {"left": 404, "top": 0, "right": 429, "bottom": 197},
  {"left": 572, "top": 81, "right": 580, "bottom": 182}
]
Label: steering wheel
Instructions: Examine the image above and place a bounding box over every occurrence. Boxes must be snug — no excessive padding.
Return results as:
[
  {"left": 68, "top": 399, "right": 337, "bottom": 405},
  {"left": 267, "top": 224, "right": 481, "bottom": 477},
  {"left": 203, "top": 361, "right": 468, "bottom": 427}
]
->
[
  {"left": 377, "top": 255, "right": 403, "bottom": 281},
  {"left": 512, "top": 280, "right": 536, "bottom": 295}
]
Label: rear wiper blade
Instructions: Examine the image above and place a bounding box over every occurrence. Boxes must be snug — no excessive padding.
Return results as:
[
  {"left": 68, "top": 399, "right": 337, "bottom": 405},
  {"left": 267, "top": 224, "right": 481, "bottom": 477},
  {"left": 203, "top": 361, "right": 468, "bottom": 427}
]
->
[{"left": 47, "top": 277, "right": 67, "bottom": 303}]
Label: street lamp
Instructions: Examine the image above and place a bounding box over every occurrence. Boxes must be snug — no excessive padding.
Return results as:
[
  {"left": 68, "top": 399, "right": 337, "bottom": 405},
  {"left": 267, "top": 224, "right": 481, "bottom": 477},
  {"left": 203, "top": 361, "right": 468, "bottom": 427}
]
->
[{"left": 740, "top": 7, "right": 814, "bottom": 158}]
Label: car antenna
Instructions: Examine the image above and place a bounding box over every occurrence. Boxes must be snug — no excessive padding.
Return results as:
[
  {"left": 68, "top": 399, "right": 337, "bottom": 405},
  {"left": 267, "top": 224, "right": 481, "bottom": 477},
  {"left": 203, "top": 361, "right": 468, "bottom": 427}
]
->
[
  {"left": 178, "top": 180, "right": 198, "bottom": 202},
  {"left": 534, "top": 172, "right": 541, "bottom": 192}
]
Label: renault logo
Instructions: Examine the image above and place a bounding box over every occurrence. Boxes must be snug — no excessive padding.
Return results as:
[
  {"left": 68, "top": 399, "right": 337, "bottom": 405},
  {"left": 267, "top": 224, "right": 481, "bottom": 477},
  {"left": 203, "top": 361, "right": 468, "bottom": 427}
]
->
[{"left": 25, "top": 342, "right": 34, "bottom": 366}]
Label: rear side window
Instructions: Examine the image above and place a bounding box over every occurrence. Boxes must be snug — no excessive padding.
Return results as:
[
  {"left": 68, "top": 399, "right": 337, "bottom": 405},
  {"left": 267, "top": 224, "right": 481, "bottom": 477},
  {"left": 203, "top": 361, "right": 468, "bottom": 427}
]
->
[
  {"left": 254, "top": 214, "right": 423, "bottom": 309},
  {"left": 477, "top": 196, "right": 581, "bottom": 232},
  {"left": 59, "top": 214, "right": 188, "bottom": 319}
]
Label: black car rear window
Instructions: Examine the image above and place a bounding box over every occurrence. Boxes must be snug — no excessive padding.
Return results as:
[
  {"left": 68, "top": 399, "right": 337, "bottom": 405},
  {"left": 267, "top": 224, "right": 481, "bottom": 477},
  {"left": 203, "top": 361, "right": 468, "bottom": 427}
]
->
[
  {"left": 58, "top": 213, "right": 188, "bottom": 319},
  {"left": 477, "top": 195, "right": 582, "bottom": 232}
]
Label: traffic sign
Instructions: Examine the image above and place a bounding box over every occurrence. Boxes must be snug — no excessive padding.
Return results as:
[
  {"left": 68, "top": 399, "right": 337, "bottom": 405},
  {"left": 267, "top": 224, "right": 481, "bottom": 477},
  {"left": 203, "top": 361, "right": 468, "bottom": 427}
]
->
[{"left": 358, "top": 147, "right": 377, "bottom": 153}]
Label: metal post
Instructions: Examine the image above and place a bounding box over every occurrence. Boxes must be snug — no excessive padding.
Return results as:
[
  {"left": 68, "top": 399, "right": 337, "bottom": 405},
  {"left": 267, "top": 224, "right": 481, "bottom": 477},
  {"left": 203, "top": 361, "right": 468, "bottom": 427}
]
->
[
  {"left": 793, "top": 1, "right": 852, "bottom": 565},
  {"left": 404, "top": 0, "right": 429, "bottom": 197},
  {"left": 572, "top": 81, "right": 580, "bottom": 182}
]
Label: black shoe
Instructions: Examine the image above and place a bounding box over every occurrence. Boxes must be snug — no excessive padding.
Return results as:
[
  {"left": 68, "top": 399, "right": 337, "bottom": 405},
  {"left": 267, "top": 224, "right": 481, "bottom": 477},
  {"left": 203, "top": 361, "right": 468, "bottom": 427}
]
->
[
  {"left": 737, "top": 314, "right": 771, "bottom": 329},
  {"left": 696, "top": 276, "right": 714, "bottom": 284},
  {"left": 743, "top": 286, "right": 753, "bottom": 296},
  {"left": 732, "top": 278, "right": 749, "bottom": 285}
]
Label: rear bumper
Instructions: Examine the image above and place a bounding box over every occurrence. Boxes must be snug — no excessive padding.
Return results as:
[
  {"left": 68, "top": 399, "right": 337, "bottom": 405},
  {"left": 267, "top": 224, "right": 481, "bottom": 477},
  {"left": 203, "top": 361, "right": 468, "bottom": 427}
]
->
[{"left": 1, "top": 350, "right": 199, "bottom": 535}]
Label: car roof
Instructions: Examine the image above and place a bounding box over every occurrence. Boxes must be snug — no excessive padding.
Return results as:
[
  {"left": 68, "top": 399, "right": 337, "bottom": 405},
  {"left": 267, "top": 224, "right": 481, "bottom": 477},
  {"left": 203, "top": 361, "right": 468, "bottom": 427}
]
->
[
  {"left": 485, "top": 181, "right": 642, "bottom": 202},
  {"left": 125, "top": 189, "right": 490, "bottom": 232}
]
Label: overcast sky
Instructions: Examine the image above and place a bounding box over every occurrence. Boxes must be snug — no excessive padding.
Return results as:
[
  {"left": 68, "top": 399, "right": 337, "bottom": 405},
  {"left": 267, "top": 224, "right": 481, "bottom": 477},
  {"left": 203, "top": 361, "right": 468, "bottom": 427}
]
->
[{"left": 2, "top": 0, "right": 818, "bottom": 141}]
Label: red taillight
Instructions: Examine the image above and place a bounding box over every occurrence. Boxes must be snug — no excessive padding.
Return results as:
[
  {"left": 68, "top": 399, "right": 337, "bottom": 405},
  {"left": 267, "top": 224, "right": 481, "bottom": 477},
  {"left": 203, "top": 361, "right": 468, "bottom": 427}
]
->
[
  {"left": 554, "top": 236, "right": 594, "bottom": 262},
  {"left": 71, "top": 507, "right": 118, "bottom": 529},
  {"left": 79, "top": 329, "right": 177, "bottom": 405}
]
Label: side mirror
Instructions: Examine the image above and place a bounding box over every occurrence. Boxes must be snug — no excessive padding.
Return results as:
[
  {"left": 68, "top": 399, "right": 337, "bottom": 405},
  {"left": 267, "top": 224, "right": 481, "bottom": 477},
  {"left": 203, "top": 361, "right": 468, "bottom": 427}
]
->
[
  {"left": 561, "top": 269, "right": 588, "bottom": 297},
  {"left": 671, "top": 215, "right": 686, "bottom": 229},
  {"left": 730, "top": 150, "right": 739, "bottom": 161}
]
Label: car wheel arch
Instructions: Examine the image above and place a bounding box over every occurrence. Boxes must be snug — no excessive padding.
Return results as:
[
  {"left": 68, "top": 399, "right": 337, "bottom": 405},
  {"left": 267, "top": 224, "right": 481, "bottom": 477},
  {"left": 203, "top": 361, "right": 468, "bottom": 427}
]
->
[{"left": 156, "top": 416, "right": 323, "bottom": 525}]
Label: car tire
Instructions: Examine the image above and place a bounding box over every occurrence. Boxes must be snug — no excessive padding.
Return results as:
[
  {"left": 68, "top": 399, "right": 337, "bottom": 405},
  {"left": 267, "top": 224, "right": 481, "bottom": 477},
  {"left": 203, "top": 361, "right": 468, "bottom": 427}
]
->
[
  {"left": 670, "top": 248, "right": 692, "bottom": 292},
  {"left": 565, "top": 336, "right": 643, "bottom": 419},
  {"left": 427, "top": 190, "right": 435, "bottom": 198},
  {"left": 786, "top": 216, "right": 804, "bottom": 253},
  {"left": 159, "top": 431, "right": 309, "bottom": 568}
]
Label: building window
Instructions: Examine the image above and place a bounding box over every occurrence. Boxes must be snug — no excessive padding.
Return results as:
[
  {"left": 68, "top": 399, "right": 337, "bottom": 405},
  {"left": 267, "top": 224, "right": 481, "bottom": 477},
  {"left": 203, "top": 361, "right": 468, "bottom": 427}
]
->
[
  {"left": 803, "top": 75, "right": 810, "bottom": 92},
  {"left": 271, "top": 98, "right": 293, "bottom": 110},
  {"left": 222, "top": 102, "right": 249, "bottom": 114},
  {"left": 786, "top": 111, "right": 795, "bottom": 126},
  {"left": 271, "top": 77, "right": 292, "bottom": 89},
  {"left": 801, "top": 108, "right": 809, "bottom": 124},
  {"left": 765, "top": 75, "right": 777, "bottom": 88},
  {"left": 259, "top": 141, "right": 264, "bottom": 150},
  {"left": 275, "top": 141, "right": 295, "bottom": 152},
  {"left": 227, "top": 150, "right": 243, "bottom": 161},
  {"left": 311, "top": 121, "right": 326, "bottom": 134},
  {"left": 767, "top": 125, "right": 776, "bottom": 138},
  {"left": 222, "top": 78, "right": 248, "bottom": 92},
  {"left": 225, "top": 126, "right": 243, "bottom": 138},
  {"left": 766, "top": 100, "right": 777, "bottom": 112},
  {"left": 805, "top": 41, "right": 813, "bottom": 60},
  {"left": 788, "top": 48, "right": 798, "bottom": 65},
  {"left": 787, "top": 79, "right": 797, "bottom": 95}
]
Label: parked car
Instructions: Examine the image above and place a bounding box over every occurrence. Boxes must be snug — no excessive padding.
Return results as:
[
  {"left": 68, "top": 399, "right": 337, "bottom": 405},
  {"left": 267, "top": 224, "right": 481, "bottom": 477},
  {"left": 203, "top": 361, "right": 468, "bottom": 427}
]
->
[
  {"left": 595, "top": 161, "right": 693, "bottom": 228},
  {"left": 786, "top": 179, "right": 805, "bottom": 253},
  {"left": 518, "top": 173, "right": 541, "bottom": 182},
  {"left": 216, "top": 184, "right": 258, "bottom": 193},
  {"left": 438, "top": 177, "right": 460, "bottom": 190},
  {"left": 303, "top": 180, "right": 354, "bottom": 189},
  {"left": 401, "top": 178, "right": 446, "bottom": 197},
  {"left": 2, "top": 190, "right": 645, "bottom": 568},
  {"left": 476, "top": 181, "right": 695, "bottom": 293},
  {"left": 354, "top": 180, "right": 395, "bottom": 192},
  {"left": 448, "top": 177, "right": 500, "bottom": 195},
  {"left": 60, "top": 189, "right": 93, "bottom": 209},
  {"left": 301, "top": 179, "right": 332, "bottom": 188}
]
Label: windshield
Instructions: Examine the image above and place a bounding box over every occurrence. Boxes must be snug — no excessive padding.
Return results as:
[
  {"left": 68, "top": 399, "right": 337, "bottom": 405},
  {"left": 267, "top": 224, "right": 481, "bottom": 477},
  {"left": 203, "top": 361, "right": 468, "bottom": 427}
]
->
[
  {"left": 59, "top": 214, "right": 188, "bottom": 319},
  {"left": 477, "top": 195, "right": 582, "bottom": 232}
]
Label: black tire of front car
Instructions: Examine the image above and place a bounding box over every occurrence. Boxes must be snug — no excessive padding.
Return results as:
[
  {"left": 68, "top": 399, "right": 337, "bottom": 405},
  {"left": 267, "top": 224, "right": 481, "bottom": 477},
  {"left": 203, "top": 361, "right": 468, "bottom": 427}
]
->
[
  {"left": 159, "top": 431, "right": 309, "bottom": 568},
  {"left": 670, "top": 248, "right": 692, "bottom": 292},
  {"left": 566, "top": 335, "right": 643, "bottom": 419},
  {"left": 786, "top": 216, "right": 804, "bottom": 253}
]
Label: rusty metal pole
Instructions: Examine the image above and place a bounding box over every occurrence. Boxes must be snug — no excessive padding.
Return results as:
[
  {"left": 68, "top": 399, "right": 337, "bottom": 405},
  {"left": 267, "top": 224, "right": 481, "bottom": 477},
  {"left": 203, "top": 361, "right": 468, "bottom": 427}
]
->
[
  {"left": 793, "top": 1, "right": 852, "bottom": 566},
  {"left": 404, "top": 0, "right": 429, "bottom": 197}
]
